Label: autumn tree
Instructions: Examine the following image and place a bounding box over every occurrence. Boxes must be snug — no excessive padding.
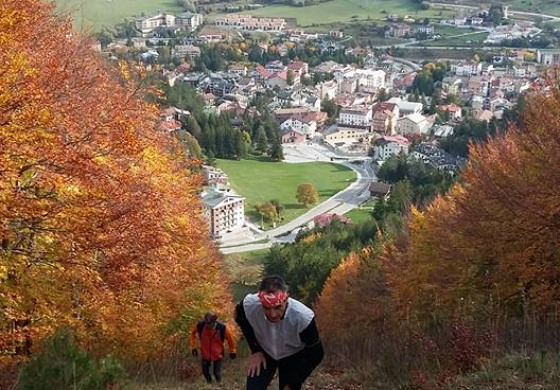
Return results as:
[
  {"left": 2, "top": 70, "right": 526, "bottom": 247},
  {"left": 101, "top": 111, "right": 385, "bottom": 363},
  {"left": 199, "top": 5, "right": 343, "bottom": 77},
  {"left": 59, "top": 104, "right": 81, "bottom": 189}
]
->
[
  {"left": 254, "top": 202, "right": 279, "bottom": 224},
  {"left": 296, "top": 183, "right": 319, "bottom": 207},
  {"left": 383, "top": 73, "right": 560, "bottom": 323},
  {"left": 0, "top": 0, "right": 234, "bottom": 369}
]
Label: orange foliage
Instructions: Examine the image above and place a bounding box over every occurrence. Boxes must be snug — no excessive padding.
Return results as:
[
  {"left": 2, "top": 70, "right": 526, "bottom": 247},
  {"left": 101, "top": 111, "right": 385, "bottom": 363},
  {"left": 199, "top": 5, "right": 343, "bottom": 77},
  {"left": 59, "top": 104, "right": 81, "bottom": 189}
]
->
[
  {"left": 315, "top": 246, "right": 388, "bottom": 342},
  {"left": 383, "top": 72, "right": 560, "bottom": 322},
  {"left": 0, "top": 0, "right": 233, "bottom": 365}
]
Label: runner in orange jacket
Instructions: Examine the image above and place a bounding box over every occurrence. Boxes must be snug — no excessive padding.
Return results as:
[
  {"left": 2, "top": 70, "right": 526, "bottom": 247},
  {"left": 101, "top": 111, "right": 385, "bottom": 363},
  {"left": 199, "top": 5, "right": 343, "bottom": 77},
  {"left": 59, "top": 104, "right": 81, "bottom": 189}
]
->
[{"left": 190, "top": 311, "right": 237, "bottom": 383}]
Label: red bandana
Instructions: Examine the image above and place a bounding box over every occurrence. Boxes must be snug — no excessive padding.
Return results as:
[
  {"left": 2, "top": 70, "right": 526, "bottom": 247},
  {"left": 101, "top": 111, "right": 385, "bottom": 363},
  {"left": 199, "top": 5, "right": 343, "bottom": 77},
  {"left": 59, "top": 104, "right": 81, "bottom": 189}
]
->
[{"left": 258, "top": 291, "right": 288, "bottom": 308}]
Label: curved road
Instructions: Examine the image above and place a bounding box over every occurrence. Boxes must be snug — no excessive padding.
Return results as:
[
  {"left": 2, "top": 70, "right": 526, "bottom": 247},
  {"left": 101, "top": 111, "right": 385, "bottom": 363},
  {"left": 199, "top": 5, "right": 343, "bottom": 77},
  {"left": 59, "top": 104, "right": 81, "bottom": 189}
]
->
[{"left": 219, "top": 144, "right": 376, "bottom": 254}]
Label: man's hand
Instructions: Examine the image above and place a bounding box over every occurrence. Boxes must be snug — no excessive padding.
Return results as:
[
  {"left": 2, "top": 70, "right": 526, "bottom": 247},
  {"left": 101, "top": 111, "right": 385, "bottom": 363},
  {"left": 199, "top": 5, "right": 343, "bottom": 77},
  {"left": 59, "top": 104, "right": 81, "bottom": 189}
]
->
[
  {"left": 191, "top": 348, "right": 198, "bottom": 357},
  {"left": 230, "top": 352, "right": 237, "bottom": 359},
  {"left": 247, "top": 352, "right": 266, "bottom": 377}
]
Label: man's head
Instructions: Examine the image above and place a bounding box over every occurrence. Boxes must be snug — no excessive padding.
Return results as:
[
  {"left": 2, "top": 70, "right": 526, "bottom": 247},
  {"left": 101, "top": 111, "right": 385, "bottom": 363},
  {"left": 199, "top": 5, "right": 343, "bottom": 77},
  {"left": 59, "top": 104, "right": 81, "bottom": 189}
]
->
[
  {"left": 258, "top": 275, "right": 289, "bottom": 323},
  {"left": 204, "top": 311, "right": 218, "bottom": 327}
]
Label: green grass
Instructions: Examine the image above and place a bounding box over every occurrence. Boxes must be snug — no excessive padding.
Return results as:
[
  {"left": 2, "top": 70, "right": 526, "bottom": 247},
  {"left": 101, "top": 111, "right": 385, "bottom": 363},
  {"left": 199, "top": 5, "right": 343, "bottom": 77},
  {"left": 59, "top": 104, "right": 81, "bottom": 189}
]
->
[
  {"left": 344, "top": 198, "right": 376, "bottom": 224},
  {"left": 426, "top": 31, "right": 488, "bottom": 47},
  {"left": 216, "top": 158, "right": 355, "bottom": 225},
  {"left": 217, "top": 0, "right": 450, "bottom": 27},
  {"left": 344, "top": 208, "right": 373, "bottom": 224},
  {"left": 56, "top": 0, "right": 183, "bottom": 31}
]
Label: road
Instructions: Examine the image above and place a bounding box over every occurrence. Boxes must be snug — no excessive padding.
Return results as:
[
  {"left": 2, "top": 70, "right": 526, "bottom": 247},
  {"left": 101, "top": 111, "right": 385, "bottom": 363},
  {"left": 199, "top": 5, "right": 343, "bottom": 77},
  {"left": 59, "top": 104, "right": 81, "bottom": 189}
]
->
[{"left": 219, "top": 142, "right": 377, "bottom": 254}]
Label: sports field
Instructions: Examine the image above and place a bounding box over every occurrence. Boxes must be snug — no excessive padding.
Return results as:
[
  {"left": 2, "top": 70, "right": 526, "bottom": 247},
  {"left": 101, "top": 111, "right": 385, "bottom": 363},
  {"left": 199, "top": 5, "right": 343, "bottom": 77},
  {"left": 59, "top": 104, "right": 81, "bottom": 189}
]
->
[
  {"left": 216, "top": 158, "right": 355, "bottom": 223},
  {"left": 56, "top": 0, "right": 182, "bottom": 31}
]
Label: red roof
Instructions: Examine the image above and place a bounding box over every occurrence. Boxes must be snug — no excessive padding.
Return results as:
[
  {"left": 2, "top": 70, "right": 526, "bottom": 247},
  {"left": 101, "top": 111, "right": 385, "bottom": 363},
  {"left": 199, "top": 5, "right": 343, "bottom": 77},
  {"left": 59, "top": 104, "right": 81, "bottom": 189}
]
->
[{"left": 313, "top": 213, "right": 352, "bottom": 228}]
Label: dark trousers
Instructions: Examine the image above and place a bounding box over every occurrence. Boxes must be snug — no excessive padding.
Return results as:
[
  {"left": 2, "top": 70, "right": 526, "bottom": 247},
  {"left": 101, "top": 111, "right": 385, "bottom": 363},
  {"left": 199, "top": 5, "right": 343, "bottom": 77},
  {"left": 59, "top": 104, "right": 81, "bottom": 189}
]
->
[
  {"left": 201, "top": 359, "right": 223, "bottom": 383},
  {"left": 246, "top": 348, "right": 322, "bottom": 390}
]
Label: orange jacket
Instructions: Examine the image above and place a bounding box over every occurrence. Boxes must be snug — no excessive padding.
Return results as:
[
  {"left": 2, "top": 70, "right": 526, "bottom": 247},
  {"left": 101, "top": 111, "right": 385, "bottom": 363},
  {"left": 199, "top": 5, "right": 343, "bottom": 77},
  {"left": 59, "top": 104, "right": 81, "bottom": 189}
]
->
[{"left": 190, "top": 321, "right": 236, "bottom": 361}]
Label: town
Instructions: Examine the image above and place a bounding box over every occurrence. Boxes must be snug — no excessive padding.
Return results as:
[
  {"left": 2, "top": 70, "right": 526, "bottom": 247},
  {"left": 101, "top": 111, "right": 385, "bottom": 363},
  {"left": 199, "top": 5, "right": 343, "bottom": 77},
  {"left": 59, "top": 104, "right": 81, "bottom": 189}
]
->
[{"left": 91, "top": 2, "right": 560, "bottom": 245}]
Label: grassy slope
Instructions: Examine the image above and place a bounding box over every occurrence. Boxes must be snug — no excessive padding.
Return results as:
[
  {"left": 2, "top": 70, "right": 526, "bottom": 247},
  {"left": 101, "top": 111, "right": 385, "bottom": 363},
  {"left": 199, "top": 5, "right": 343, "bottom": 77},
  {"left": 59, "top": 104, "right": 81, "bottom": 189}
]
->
[{"left": 216, "top": 159, "right": 355, "bottom": 223}]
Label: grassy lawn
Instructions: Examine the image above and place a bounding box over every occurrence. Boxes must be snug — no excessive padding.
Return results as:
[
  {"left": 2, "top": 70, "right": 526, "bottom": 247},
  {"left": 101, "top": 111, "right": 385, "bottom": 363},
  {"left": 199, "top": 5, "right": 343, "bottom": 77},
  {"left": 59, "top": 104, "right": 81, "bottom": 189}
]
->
[
  {"left": 219, "top": 0, "right": 452, "bottom": 27},
  {"left": 344, "top": 207, "right": 373, "bottom": 224},
  {"left": 56, "top": 0, "right": 183, "bottom": 31},
  {"left": 216, "top": 158, "right": 355, "bottom": 226}
]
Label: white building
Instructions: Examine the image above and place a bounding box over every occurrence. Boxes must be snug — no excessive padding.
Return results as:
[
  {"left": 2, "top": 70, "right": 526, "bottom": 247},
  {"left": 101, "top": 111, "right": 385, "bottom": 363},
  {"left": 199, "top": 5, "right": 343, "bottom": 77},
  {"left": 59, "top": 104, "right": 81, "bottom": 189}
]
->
[
  {"left": 452, "top": 61, "right": 483, "bottom": 76},
  {"left": 387, "top": 97, "right": 423, "bottom": 117},
  {"left": 373, "top": 135, "right": 410, "bottom": 160},
  {"left": 338, "top": 105, "right": 372, "bottom": 128},
  {"left": 355, "top": 69, "right": 386, "bottom": 91},
  {"left": 202, "top": 188, "right": 245, "bottom": 238},
  {"left": 135, "top": 12, "right": 203, "bottom": 35},
  {"left": 396, "top": 113, "right": 431, "bottom": 136},
  {"left": 279, "top": 117, "right": 317, "bottom": 138}
]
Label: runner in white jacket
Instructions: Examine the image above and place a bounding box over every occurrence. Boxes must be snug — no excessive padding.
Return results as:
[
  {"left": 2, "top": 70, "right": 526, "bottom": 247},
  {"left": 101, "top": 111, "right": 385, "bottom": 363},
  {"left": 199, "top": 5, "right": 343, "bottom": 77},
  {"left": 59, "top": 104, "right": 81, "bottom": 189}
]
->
[{"left": 235, "top": 275, "right": 324, "bottom": 390}]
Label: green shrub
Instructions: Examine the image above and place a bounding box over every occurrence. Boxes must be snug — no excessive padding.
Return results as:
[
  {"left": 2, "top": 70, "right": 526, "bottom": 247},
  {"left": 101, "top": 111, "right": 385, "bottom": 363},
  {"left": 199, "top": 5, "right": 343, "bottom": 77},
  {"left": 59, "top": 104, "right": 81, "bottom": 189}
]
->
[{"left": 17, "top": 328, "right": 127, "bottom": 390}]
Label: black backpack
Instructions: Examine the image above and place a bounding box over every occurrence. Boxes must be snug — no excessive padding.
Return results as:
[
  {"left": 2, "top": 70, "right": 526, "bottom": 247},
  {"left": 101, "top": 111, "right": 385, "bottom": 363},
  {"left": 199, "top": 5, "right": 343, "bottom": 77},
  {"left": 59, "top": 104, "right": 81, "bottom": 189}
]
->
[{"left": 196, "top": 320, "right": 226, "bottom": 341}]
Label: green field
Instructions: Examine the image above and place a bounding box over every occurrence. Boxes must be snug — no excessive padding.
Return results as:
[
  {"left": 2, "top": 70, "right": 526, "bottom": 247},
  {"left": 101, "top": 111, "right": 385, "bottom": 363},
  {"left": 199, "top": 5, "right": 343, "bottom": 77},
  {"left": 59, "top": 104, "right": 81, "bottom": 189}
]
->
[
  {"left": 426, "top": 31, "right": 488, "bottom": 47},
  {"left": 56, "top": 0, "right": 183, "bottom": 31},
  {"left": 216, "top": 158, "right": 355, "bottom": 224},
  {"left": 225, "top": 0, "right": 452, "bottom": 27}
]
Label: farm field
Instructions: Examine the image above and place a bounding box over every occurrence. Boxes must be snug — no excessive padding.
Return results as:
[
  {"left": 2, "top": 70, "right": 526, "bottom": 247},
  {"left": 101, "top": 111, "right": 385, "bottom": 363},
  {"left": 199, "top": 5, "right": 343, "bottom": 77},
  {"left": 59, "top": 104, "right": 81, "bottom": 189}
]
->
[
  {"left": 216, "top": 158, "right": 355, "bottom": 224},
  {"left": 224, "top": 0, "right": 453, "bottom": 27},
  {"left": 454, "top": 0, "right": 560, "bottom": 17},
  {"left": 56, "top": 0, "right": 182, "bottom": 31}
]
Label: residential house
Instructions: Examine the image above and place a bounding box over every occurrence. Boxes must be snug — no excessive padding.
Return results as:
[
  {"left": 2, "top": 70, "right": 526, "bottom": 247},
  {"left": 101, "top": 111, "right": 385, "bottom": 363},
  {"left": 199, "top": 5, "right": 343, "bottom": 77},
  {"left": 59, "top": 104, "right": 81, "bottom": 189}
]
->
[
  {"left": 385, "top": 23, "right": 412, "bottom": 38},
  {"left": 175, "top": 11, "right": 203, "bottom": 32},
  {"left": 372, "top": 135, "right": 410, "bottom": 160},
  {"left": 387, "top": 97, "right": 423, "bottom": 117},
  {"left": 287, "top": 60, "right": 309, "bottom": 86},
  {"left": 313, "top": 213, "right": 352, "bottom": 228},
  {"left": 452, "top": 61, "right": 483, "bottom": 76},
  {"left": 371, "top": 102, "right": 399, "bottom": 135},
  {"left": 313, "top": 60, "right": 341, "bottom": 74},
  {"left": 441, "top": 76, "right": 463, "bottom": 97},
  {"left": 266, "top": 71, "right": 289, "bottom": 89},
  {"left": 280, "top": 116, "right": 317, "bottom": 138},
  {"left": 437, "top": 104, "right": 462, "bottom": 121},
  {"left": 202, "top": 165, "right": 229, "bottom": 186},
  {"left": 173, "top": 44, "right": 201, "bottom": 60},
  {"left": 467, "top": 76, "right": 490, "bottom": 96},
  {"left": 228, "top": 64, "right": 248, "bottom": 76},
  {"left": 396, "top": 113, "right": 431, "bottom": 136},
  {"left": 338, "top": 105, "right": 372, "bottom": 128},
  {"left": 281, "top": 129, "right": 307, "bottom": 144},
  {"left": 323, "top": 125, "right": 371, "bottom": 144},
  {"left": 356, "top": 69, "right": 386, "bottom": 92},
  {"left": 157, "top": 107, "right": 182, "bottom": 133},
  {"left": 213, "top": 15, "right": 286, "bottom": 31},
  {"left": 537, "top": 48, "right": 560, "bottom": 65},
  {"left": 415, "top": 25, "right": 435, "bottom": 35},
  {"left": 369, "top": 182, "right": 391, "bottom": 198},
  {"left": 135, "top": 12, "right": 203, "bottom": 35},
  {"left": 202, "top": 188, "right": 245, "bottom": 238},
  {"left": 135, "top": 13, "right": 175, "bottom": 35}
]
